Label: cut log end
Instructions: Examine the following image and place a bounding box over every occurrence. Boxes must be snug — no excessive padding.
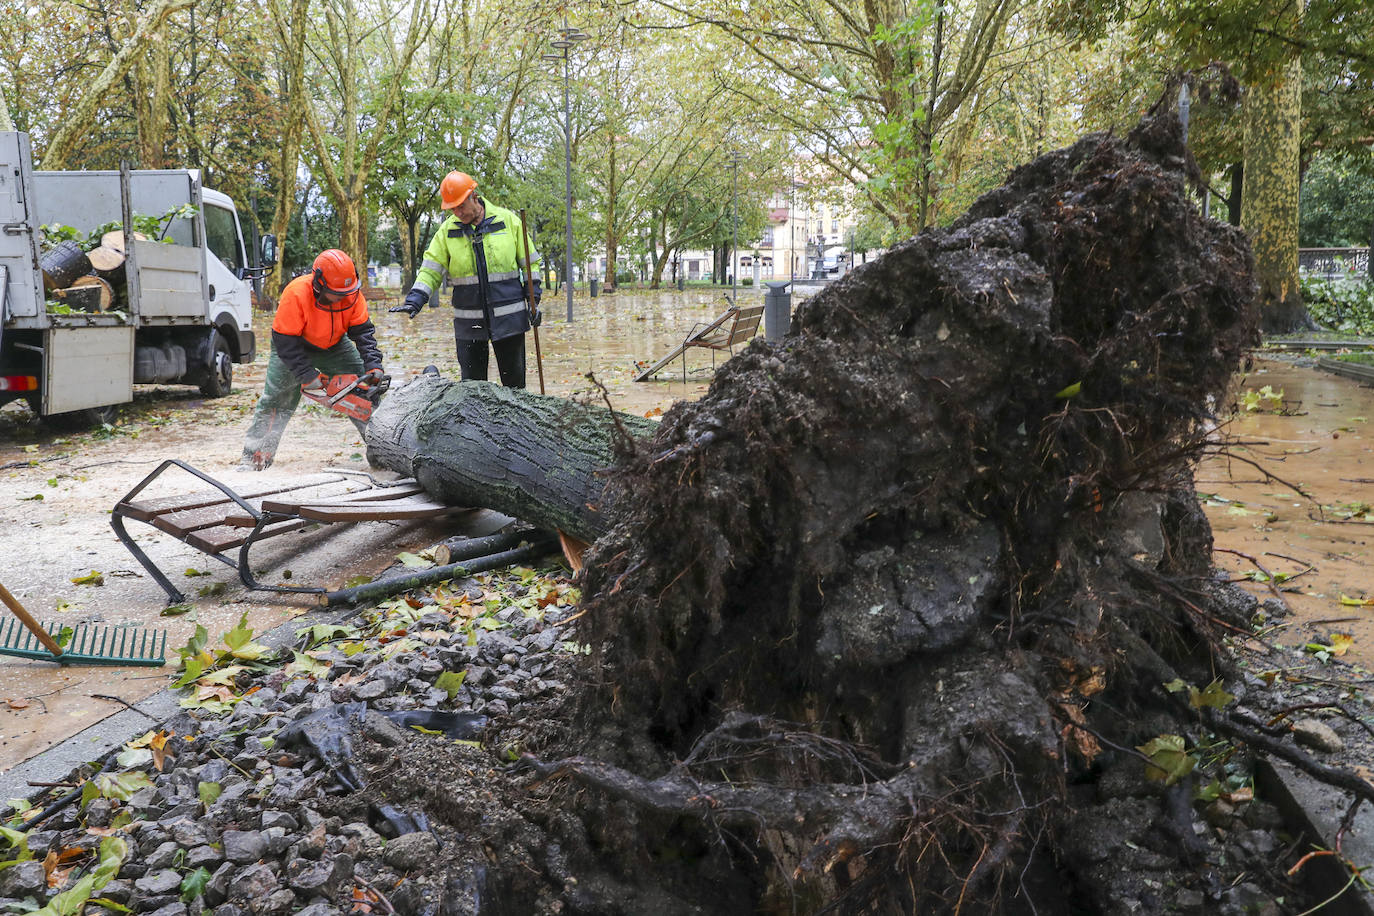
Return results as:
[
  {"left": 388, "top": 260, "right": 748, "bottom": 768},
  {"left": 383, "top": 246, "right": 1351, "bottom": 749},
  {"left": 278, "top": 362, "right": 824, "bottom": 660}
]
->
[{"left": 60, "top": 276, "right": 115, "bottom": 312}]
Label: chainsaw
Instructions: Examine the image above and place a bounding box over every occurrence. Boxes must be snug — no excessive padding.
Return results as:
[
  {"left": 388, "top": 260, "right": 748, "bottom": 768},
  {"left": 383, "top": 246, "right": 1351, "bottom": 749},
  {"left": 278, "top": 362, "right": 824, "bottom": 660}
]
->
[{"left": 301, "top": 372, "right": 391, "bottom": 422}]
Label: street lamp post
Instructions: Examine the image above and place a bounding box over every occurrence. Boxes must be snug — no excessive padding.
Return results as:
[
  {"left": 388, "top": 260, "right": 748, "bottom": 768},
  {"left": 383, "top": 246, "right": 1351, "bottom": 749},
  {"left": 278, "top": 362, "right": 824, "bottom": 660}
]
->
[
  {"left": 543, "top": 21, "right": 588, "bottom": 322},
  {"left": 728, "top": 149, "right": 743, "bottom": 305}
]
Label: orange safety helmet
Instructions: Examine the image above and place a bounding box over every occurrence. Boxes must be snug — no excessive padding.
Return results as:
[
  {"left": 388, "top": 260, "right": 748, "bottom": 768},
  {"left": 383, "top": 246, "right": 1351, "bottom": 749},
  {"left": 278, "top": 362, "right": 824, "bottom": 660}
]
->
[
  {"left": 440, "top": 171, "right": 477, "bottom": 210},
  {"left": 311, "top": 249, "right": 361, "bottom": 300}
]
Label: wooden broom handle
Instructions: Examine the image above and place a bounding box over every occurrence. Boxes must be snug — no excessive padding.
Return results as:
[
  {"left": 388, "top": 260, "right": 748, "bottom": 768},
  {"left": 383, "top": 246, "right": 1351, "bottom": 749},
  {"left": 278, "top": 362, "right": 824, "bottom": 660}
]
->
[{"left": 0, "top": 581, "right": 65, "bottom": 656}]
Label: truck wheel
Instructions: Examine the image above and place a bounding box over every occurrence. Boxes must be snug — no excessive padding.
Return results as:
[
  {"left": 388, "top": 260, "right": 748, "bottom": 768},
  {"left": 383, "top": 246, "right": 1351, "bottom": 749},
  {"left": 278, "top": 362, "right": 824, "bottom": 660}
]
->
[{"left": 200, "top": 333, "right": 234, "bottom": 398}]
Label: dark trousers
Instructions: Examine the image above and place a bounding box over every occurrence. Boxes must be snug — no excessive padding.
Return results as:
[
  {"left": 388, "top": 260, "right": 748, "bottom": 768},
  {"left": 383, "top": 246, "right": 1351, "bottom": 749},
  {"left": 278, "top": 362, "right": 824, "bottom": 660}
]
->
[{"left": 455, "top": 332, "right": 526, "bottom": 388}]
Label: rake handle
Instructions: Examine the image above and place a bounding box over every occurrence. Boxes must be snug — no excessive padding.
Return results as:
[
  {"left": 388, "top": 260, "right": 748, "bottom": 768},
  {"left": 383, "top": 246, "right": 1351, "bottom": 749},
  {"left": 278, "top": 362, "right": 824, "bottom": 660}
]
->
[{"left": 0, "top": 581, "right": 64, "bottom": 657}]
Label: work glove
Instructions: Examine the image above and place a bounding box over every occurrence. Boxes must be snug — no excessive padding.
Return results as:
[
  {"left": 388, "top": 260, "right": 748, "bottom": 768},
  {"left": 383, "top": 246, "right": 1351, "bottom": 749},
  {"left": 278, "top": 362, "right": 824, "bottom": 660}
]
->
[
  {"left": 300, "top": 373, "right": 326, "bottom": 394},
  {"left": 359, "top": 367, "right": 391, "bottom": 402},
  {"left": 529, "top": 306, "right": 542, "bottom": 328},
  {"left": 389, "top": 289, "right": 428, "bottom": 319}
]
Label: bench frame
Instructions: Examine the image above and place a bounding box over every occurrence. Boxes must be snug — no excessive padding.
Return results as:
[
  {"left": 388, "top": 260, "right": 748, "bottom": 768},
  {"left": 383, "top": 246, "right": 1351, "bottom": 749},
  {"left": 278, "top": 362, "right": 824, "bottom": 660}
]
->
[
  {"left": 111, "top": 459, "right": 460, "bottom": 603},
  {"left": 633, "top": 302, "right": 766, "bottom": 382}
]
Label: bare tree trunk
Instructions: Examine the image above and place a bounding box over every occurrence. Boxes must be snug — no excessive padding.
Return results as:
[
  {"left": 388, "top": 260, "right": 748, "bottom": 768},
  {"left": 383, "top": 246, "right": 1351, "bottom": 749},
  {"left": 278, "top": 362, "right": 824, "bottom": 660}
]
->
[
  {"left": 1242, "top": 55, "right": 1306, "bottom": 333},
  {"left": 133, "top": 25, "right": 172, "bottom": 168},
  {"left": 267, "top": 0, "right": 310, "bottom": 293},
  {"left": 39, "top": 0, "right": 193, "bottom": 169}
]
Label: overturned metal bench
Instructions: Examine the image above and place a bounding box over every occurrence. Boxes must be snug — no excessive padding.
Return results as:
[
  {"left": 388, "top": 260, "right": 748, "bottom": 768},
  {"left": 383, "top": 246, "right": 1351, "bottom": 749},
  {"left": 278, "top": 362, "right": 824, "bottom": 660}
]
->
[
  {"left": 634, "top": 302, "right": 766, "bottom": 382},
  {"left": 111, "top": 459, "right": 467, "bottom": 603}
]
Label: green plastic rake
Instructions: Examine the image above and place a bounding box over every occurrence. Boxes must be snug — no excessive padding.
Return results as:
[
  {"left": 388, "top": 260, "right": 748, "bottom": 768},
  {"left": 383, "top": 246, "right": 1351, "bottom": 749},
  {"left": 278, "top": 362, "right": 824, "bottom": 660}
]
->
[{"left": 0, "top": 581, "right": 166, "bottom": 667}]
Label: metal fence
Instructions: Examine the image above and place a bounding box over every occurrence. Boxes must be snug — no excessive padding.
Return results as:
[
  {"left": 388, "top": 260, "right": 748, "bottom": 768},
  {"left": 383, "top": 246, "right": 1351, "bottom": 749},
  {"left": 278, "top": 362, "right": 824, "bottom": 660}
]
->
[{"left": 1298, "top": 247, "right": 1370, "bottom": 279}]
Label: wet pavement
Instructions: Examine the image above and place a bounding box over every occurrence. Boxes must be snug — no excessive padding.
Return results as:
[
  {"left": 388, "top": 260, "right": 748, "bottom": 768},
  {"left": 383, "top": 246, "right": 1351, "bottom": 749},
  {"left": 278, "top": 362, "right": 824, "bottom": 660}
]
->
[{"left": 1200, "top": 355, "right": 1374, "bottom": 670}]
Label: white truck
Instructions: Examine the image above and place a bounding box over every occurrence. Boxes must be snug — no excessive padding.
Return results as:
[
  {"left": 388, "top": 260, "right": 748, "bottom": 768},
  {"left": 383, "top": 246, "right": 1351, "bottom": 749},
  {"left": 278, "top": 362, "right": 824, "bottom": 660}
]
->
[{"left": 0, "top": 130, "right": 275, "bottom": 426}]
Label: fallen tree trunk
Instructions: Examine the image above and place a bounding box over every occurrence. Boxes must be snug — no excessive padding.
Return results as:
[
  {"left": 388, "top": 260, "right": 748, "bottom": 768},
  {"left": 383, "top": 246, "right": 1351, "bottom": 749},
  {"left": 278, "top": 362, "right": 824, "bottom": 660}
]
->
[{"left": 365, "top": 377, "right": 657, "bottom": 543}]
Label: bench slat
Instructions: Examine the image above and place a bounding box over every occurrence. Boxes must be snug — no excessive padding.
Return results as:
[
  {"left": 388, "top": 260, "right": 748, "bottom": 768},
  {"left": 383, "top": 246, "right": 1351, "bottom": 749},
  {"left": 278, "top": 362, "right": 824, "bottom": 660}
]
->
[
  {"left": 119, "top": 473, "right": 350, "bottom": 522},
  {"left": 185, "top": 518, "right": 311, "bottom": 554},
  {"left": 146, "top": 480, "right": 367, "bottom": 534},
  {"left": 295, "top": 500, "right": 463, "bottom": 523}
]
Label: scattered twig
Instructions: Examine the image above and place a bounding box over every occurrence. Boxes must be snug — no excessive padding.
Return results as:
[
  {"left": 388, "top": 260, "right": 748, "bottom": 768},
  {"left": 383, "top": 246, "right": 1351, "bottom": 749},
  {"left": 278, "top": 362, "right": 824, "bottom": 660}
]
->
[
  {"left": 1214, "top": 547, "right": 1291, "bottom": 614},
  {"left": 91, "top": 693, "right": 160, "bottom": 721},
  {"left": 353, "top": 875, "right": 398, "bottom": 915}
]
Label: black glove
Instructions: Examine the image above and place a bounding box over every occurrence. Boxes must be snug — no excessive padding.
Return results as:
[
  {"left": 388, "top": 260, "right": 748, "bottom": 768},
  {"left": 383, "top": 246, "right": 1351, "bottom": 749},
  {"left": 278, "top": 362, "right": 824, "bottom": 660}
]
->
[
  {"left": 530, "top": 307, "right": 542, "bottom": 328},
  {"left": 389, "top": 289, "right": 427, "bottom": 318}
]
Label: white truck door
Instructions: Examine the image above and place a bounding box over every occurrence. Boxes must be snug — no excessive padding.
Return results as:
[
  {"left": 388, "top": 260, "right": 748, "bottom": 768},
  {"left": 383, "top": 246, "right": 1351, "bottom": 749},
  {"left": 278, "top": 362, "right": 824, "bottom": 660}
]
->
[
  {"left": 202, "top": 198, "right": 252, "bottom": 332},
  {"left": 0, "top": 132, "right": 42, "bottom": 322}
]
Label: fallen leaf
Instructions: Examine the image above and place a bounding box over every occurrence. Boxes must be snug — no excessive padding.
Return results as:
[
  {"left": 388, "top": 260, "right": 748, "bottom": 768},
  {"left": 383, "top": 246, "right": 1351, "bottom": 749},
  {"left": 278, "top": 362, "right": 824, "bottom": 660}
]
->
[
  {"left": 71, "top": 570, "right": 104, "bottom": 586},
  {"left": 6, "top": 698, "right": 30, "bottom": 710},
  {"left": 1137, "top": 734, "right": 1196, "bottom": 786}
]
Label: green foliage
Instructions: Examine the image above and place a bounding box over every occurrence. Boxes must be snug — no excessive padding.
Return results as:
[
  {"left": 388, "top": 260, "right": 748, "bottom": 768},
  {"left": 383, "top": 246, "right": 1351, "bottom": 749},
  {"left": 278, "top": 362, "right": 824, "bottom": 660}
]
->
[
  {"left": 1299, "top": 153, "right": 1374, "bottom": 248},
  {"left": 1301, "top": 276, "right": 1374, "bottom": 334}
]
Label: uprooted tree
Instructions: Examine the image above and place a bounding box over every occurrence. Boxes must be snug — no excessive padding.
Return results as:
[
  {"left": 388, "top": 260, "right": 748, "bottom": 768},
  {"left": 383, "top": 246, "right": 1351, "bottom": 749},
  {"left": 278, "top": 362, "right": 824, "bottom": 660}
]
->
[{"left": 362, "top": 115, "right": 1369, "bottom": 911}]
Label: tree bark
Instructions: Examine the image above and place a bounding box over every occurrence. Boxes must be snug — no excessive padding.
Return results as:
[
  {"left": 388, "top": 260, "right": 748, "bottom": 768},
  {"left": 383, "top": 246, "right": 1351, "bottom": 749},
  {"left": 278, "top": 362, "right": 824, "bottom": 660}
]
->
[
  {"left": 41, "top": 242, "right": 92, "bottom": 291},
  {"left": 365, "top": 375, "right": 659, "bottom": 543},
  {"left": 1242, "top": 54, "right": 1306, "bottom": 333}
]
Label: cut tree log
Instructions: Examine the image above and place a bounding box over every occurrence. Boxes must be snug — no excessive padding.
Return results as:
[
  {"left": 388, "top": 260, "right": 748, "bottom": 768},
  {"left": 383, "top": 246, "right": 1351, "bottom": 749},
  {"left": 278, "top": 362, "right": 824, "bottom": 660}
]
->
[
  {"left": 100, "top": 229, "right": 148, "bottom": 254},
  {"left": 40, "top": 241, "right": 92, "bottom": 291},
  {"left": 365, "top": 377, "right": 659, "bottom": 544},
  {"left": 66, "top": 276, "right": 114, "bottom": 311},
  {"left": 86, "top": 244, "right": 126, "bottom": 277}
]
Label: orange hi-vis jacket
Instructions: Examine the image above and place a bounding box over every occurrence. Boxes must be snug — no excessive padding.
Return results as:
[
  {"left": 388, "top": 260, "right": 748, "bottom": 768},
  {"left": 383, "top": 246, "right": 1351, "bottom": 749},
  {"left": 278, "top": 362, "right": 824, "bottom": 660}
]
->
[{"left": 271, "top": 274, "right": 382, "bottom": 384}]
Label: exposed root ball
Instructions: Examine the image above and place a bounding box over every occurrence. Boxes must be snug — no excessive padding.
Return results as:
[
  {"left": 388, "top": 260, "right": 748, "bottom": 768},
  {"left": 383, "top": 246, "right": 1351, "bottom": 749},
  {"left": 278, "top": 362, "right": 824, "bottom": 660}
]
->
[{"left": 564, "top": 115, "right": 1259, "bottom": 910}]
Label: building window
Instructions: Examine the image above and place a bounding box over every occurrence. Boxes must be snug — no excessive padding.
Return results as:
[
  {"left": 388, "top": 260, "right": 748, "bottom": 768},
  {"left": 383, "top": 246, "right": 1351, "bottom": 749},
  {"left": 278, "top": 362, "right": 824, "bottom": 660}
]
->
[
  {"left": 762, "top": 227, "right": 774, "bottom": 246},
  {"left": 831, "top": 219, "right": 839, "bottom": 234}
]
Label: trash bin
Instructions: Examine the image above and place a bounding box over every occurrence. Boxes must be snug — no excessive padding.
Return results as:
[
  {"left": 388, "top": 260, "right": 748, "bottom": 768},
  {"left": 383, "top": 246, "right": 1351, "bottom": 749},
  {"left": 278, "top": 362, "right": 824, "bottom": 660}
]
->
[
  {"left": 763, "top": 281, "right": 792, "bottom": 342},
  {"left": 676, "top": 277, "right": 685, "bottom": 292},
  {"left": 590, "top": 278, "right": 600, "bottom": 298}
]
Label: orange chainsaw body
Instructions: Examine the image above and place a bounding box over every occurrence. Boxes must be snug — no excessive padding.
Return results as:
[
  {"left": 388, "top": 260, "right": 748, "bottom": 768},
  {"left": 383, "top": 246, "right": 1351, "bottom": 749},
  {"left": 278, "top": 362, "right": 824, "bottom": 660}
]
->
[{"left": 301, "top": 374, "right": 386, "bottom": 421}]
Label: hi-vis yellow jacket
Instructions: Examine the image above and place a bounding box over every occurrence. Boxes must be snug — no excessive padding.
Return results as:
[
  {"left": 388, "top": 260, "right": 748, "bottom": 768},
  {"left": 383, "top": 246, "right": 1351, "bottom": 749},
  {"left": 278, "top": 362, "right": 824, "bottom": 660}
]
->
[{"left": 412, "top": 201, "right": 541, "bottom": 341}]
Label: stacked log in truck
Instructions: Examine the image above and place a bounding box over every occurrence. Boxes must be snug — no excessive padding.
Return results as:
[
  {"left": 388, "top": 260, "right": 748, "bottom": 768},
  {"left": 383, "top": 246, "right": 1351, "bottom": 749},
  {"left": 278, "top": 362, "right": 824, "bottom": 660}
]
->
[{"left": 0, "top": 130, "right": 277, "bottom": 425}]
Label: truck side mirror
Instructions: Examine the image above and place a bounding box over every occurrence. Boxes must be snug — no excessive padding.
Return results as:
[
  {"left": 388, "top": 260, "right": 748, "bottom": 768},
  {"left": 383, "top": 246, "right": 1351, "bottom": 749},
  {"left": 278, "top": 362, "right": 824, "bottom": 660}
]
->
[{"left": 260, "top": 234, "right": 278, "bottom": 268}]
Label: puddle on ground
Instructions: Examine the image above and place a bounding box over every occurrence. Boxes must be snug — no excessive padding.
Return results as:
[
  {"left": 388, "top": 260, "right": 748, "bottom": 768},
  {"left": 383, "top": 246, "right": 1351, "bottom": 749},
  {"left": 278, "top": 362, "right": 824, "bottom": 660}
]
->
[{"left": 1199, "top": 356, "right": 1374, "bottom": 671}]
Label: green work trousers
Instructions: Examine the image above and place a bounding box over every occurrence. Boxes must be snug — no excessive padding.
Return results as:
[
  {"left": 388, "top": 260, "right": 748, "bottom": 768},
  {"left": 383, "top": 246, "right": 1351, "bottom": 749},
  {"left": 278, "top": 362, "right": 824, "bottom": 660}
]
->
[{"left": 239, "top": 338, "right": 365, "bottom": 469}]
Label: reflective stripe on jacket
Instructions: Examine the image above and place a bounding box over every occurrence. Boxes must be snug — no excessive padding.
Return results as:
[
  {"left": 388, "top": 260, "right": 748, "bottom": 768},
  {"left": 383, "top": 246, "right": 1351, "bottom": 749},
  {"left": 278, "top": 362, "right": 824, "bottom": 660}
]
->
[{"left": 412, "top": 201, "right": 540, "bottom": 341}]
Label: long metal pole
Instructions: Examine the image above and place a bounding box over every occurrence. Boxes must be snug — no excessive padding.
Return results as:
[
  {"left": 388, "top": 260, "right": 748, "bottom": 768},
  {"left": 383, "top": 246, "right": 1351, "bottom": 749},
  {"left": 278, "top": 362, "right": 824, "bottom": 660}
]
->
[
  {"left": 562, "top": 54, "right": 575, "bottom": 323},
  {"left": 731, "top": 157, "right": 738, "bottom": 305}
]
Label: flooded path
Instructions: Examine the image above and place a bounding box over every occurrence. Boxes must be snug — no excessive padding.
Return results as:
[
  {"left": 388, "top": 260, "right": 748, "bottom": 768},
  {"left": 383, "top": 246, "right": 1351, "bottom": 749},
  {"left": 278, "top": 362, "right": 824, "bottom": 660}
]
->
[{"left": 1200, "top": 356, "right": 1374, "bottom": 669}]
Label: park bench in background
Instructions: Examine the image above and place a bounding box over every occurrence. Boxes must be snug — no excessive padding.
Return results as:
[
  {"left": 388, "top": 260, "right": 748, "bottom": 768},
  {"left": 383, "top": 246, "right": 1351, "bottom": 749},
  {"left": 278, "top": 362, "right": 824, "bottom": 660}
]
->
[{"left": 634, "top": 302, "right": 766, "bottom": 383}]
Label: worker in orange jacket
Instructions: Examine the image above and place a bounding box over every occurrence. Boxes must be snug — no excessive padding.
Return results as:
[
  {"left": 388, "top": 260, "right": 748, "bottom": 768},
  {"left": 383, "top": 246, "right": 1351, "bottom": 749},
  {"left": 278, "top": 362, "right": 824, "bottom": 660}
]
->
[{"left": 239, "top": 249, "right": 385, "bottom": 470}]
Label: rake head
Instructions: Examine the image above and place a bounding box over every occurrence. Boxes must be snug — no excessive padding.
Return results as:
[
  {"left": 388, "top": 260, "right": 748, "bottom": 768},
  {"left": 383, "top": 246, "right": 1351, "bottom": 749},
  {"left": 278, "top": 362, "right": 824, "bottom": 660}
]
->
[{"left": 0, "top": 617, "right": 167, "bottom": 667}]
